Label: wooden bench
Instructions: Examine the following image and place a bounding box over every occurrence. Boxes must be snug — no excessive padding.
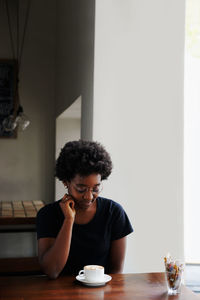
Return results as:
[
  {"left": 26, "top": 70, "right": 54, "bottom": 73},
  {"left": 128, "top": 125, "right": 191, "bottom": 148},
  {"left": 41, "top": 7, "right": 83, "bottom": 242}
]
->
[
  {"left": 0, "top": 200, "right": 45, "bottom": 275},
  {"left": 0, "top": 200, "right": 44, "bottom": 232}
]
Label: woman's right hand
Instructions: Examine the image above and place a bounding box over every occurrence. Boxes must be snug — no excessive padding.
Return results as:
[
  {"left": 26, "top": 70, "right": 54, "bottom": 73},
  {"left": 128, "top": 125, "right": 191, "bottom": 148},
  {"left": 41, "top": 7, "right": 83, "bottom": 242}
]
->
[{"left": 59, "top": 194, "right": 76, "bottom": 221}]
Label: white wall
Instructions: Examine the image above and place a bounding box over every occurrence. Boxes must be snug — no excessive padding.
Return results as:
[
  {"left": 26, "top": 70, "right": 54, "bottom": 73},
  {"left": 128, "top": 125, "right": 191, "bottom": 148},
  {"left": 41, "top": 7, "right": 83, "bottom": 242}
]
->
[{"left": 93, "top": 0, "right": 185, "bottom": 273}]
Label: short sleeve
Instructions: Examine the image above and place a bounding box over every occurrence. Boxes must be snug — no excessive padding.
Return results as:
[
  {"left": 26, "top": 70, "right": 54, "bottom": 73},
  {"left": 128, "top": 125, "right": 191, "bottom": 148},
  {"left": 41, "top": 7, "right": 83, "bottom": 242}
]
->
[
  {"left": 110, "top": 203, "right": 133, "bottom": 241},
  {"left": 36, "top": 204, "right": 58, "bottom": 239}
]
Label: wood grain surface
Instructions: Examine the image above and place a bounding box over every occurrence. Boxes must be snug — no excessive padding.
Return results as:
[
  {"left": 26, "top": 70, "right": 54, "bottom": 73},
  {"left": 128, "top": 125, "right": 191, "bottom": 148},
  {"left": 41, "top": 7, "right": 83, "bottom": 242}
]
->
[
  {"left": 0, "top": 273, "right": 199, "bottom": 300},
  {"left": 0, "top": 257, "right": 42, "bottom": 275},
  {"left": 0, "top": 200, "right": 44, "bottom": 225}
]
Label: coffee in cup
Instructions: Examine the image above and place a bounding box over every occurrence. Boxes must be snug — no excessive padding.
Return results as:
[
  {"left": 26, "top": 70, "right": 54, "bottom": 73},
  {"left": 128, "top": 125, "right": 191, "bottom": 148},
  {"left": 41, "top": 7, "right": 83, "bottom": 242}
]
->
[{"left": 78, "top": 265, "right": 104, "bottom": 282}]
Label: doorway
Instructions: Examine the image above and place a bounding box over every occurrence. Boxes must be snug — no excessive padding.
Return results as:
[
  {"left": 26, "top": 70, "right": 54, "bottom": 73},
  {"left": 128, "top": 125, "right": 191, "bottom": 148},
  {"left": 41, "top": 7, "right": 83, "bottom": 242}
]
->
[{"left": 55, "top": 96, "right": 81, "bottom": 201}]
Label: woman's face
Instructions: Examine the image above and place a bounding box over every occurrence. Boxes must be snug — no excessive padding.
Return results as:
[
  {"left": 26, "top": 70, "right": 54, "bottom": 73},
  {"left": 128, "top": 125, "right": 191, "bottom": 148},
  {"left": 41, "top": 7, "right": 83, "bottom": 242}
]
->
[{"left": 66, "top": 173, "right": 102, "bottom": 210}]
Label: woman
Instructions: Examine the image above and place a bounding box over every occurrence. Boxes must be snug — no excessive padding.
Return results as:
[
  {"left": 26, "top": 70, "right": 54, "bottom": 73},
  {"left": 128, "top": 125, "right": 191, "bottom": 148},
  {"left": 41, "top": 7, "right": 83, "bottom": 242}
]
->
[{"left": 37, "top": 140, "right": 133, "bottom": 279}]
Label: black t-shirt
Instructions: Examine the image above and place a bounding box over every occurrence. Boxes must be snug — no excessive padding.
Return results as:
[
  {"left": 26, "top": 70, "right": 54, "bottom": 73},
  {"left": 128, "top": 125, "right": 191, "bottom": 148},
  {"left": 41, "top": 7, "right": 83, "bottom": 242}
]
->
[{"left": 36, "top": 197, "right": 133, "bottom": 275}]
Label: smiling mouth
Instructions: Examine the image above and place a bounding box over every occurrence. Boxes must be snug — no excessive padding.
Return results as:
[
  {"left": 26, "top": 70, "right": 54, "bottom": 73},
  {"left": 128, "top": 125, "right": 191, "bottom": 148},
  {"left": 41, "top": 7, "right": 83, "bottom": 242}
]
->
[
  {"left": 73, "top": 198, "right": 95, "bottom": 209},
  {"left": 79, "top": 200, "right": 94, "bottom": 208},
  {"left": 83, "top": 201, "right": 93, "bottom": 206}
]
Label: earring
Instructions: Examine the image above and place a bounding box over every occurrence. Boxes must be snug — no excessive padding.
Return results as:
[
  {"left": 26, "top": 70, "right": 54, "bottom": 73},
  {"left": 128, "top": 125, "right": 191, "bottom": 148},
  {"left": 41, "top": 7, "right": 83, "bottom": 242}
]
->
[{"left": 65, "top": 185, "right": 69, "bottom": 194}]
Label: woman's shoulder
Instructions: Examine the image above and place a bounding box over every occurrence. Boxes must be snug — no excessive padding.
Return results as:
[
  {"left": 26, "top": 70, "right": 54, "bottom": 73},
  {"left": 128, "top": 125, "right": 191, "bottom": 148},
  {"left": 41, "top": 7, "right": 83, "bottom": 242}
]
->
[
  {"left": 36, "top": 200, "right": 62, "bottom": 239},
  {"left": 98, "top": 197, "right": 124, "bottom": 213},
  {"left": 97, "top": 197, "right": 133, "bottom": 236}
]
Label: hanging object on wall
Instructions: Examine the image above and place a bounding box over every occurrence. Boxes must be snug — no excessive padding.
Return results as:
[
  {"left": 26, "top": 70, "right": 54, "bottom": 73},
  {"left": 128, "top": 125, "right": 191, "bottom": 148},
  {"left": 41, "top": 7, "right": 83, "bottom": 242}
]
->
[
  {"left": 0, "top": 0, "right": 31, "bottom": 138},
  {"left": 2, "top": 104, "right": 30, "bottom": 132},
  {"left": 0, "top": 59, "right": 18, "bottom": 137}
]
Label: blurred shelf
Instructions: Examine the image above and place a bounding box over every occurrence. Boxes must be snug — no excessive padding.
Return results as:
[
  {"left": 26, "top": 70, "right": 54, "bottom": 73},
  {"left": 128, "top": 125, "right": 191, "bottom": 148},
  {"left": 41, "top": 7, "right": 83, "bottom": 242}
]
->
[{"left": 0, "top": 200, "right": 44, "bottom": 231}]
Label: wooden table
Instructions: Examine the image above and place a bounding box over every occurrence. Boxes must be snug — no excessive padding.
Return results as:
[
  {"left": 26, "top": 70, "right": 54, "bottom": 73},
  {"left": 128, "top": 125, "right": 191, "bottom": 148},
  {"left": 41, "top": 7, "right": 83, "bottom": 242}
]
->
[{"left": 0, "top": 273, "right": 198, "bottom": 300}]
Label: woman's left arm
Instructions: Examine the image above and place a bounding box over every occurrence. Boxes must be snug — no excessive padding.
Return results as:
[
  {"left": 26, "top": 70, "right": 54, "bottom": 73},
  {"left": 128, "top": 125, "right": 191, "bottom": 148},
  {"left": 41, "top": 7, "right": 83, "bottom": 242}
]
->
[{"left": 108, "top": 236, "right": 127, "bottom": 273}]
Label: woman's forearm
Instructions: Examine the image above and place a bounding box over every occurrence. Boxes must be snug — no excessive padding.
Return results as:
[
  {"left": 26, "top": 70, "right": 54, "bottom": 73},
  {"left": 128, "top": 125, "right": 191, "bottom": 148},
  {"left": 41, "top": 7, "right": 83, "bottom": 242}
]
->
[{"left": 39, "top": 218, "right": 74, "bottom": 279}]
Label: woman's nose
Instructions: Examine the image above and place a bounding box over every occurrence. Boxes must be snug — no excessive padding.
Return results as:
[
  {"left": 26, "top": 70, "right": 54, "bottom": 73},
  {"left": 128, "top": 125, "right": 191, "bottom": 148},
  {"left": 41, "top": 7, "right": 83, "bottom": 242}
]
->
[{"left": 83, "top": 190, "right": 93, "bottom": 201}]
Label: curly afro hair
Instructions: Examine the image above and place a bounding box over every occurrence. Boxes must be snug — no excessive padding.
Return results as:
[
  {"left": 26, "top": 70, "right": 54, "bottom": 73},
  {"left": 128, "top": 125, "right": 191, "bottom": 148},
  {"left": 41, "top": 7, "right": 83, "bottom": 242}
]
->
[{"left": 55, "top": 140, "right": 113, "bottom": 182}]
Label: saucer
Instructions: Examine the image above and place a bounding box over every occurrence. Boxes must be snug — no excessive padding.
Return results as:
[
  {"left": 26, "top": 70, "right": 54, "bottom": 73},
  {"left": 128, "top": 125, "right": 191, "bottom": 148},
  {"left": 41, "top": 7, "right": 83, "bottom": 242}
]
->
[{"left": 76, "top": 274, "right": 112, "bottom": 286}]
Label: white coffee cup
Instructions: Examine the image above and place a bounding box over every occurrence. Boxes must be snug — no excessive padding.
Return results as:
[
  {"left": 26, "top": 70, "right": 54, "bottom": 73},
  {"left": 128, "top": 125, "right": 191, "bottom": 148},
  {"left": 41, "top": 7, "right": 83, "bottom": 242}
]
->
[{"left": 78, "top": 265, "right": 104, "bottom": 282}]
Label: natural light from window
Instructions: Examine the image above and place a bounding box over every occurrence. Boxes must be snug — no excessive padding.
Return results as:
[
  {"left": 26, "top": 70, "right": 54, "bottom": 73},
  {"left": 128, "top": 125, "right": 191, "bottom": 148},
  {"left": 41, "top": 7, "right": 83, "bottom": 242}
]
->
[{"left": 184, "top": 0, "right": 200, "bottom": 263}]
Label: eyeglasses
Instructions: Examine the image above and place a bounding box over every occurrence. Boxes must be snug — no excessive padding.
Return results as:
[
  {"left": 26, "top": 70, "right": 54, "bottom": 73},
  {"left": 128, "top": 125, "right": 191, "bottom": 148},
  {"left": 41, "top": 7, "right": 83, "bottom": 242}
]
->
[{"left": 72, "top": 182, "right": 103, "bottom": 195}]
